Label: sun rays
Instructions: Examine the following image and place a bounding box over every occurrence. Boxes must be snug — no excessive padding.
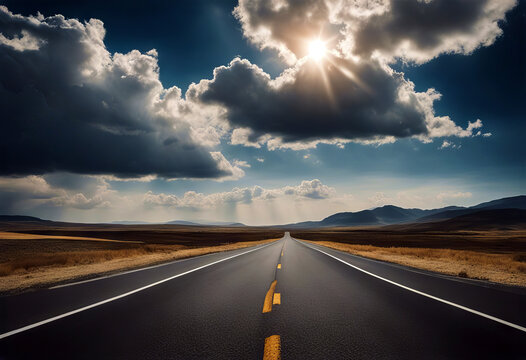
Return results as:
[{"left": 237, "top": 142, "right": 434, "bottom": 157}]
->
[{"left": 303, "top": 36, "right": 370, "bottom": 108}]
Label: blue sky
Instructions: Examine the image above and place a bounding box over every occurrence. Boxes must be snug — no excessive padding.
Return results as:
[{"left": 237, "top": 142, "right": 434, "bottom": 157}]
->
[{"left": 0, "top": 0, "right": 524, "bottom": 224}]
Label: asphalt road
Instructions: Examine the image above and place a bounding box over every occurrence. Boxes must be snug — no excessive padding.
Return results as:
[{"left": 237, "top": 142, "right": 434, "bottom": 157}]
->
[{"left": 0, "top": 232, "right": 525, "bottom": 359}]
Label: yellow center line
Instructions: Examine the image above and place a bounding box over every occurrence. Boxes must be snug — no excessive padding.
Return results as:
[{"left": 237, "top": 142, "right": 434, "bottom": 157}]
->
[
  {"left": 262, "top": 280, "right": 277, "bottom": 313},
  {"left": 281, "top": 251, "right": 283, "bottom": 256},
  {"left": 277, "top": 264, "right": 281, "bottom": 269},
  {"left": 273, "top": 293, "right": 281, "bottom": 305},
  {"left": 263, "top": 335, "right": 281, "bottom": 360}
]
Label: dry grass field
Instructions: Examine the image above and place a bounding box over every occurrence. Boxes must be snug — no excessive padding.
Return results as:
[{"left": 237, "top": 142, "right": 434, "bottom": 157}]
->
[
  {"left": 304, "top": 241, "right": 526, "bottom": 287},
  {"left": 292, "top": 228, "right": 526, "bottom": 252},
  {"left": 294, "top": 229, "right": 526, "bottom": 287},
  {"left": 0, "top": 223, "right": 284, "bottom": 293},
  {"left": 2, "top": 219, "right": 525, "bottom": 293}
]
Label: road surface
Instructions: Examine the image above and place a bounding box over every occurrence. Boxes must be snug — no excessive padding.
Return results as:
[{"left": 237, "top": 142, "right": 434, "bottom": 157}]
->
[{"left": 0, "top": 233, "right": 525, "bottom": 359}]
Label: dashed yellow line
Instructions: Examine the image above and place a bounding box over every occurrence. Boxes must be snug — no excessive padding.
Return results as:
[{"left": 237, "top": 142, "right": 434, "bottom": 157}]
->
[
  {"left": 273, "top": 293, "right": 281, "bottom": 305},
  {"left": 262, "top": 280, "right": 278, "bottom": 313},
  {"left": 263, "top": 335, "right": 281, "bottom": 360},
  {"left": 262, "top": 252, "right": 284, "bottom": 359}
]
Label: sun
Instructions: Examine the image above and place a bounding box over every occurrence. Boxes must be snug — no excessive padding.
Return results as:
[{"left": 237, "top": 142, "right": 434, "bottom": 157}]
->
[{"left": 308, "top": 39, "right": 327, "bottom": 61}]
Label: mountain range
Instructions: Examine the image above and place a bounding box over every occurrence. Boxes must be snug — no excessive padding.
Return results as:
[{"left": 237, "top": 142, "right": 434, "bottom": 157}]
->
[
  {"left": 165, "top": 220, "right": 245, "bottom": 227},
  {"left": 1, "top": 195, "right": 524, "bottom": 230},
  {"left": 283, "top": 195, "right": 526, "bottom": 228}
]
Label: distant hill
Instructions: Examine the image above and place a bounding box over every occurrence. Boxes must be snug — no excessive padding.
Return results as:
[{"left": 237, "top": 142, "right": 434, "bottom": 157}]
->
[
  {"left": 417, "top": 195, "right": 526, "bottom": 223},
  {"left": 0, "top": 215, "right": 245, "bottom": 227},
  {"left": 415, "top": 209, "right": 474, "bottom": 223},
  {"left": 285, "top": 205, "right": 464, "bottom": 228},
  {"left": 165, "top": 220, "right": 201, "bottom": 226},
  {"left": 321, "top": 205, "right": 463, "bottom": 227},
  {"left": 469, "top": 195, "right": 526, "bottom": 210},
  {"left": 110, "top": 220, "right": 152, "bottom": 225},
  {"left": 0, "top": 215, "right": 48, "bottom": 222},
  {"left": 283, "top": 195, "right": 525, "bottom": 228},
  {"left": 1, "top": 195, "right": 523, "bottom": 230},
  {"left": 165, "top": 220, "right": 245, "bottom": 227},
  {"left": 202, "top": 221, "right": 245, "bottom": 227},
  {"left": 387, "top": 209, "right": 526, "bottom": 231}
]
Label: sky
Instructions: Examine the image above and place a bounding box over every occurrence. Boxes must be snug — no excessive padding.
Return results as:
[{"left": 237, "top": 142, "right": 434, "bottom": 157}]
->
[{"left": 0, "top": 0, "right": 524, "bottom": 225}]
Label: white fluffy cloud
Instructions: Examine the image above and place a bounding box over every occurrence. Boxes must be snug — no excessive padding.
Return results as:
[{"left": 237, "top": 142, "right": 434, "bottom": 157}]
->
[
  {"left": 144, "top": 179, "right": 335, "bottom": 209},
  {"left": 0, "top": 175, "right": 115, "bottom": 210},
  {"left": 235, "top": 0, "right": 516, "bottom": 64},
  {"left": 281, "top": 179, "right": 335, "bottom": 199},
  {"left": 232, "top": 160, "right": 251, "bottom": 168},
  {"left": 0, "top": 176, "right": 63, "bottom": 199}
]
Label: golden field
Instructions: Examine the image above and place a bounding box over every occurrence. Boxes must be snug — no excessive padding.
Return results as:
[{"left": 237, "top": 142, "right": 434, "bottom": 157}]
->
[
  {"left": 0, "top": 224, "right": 283, "bottom": 293},
  {"left": 293, "top": 228, "right": 526, "bottom": 287}
]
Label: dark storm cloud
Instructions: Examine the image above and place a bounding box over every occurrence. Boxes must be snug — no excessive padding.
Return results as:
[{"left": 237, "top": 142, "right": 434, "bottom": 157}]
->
[
  {"left": 189, "top": 56, "right": 473, "bottom": 146},
  {"left": 0, "top": 7, "right": 235, "bottom": 179},
  {"left": 344, "top": 0, "right": 517, "bottom": 63}
]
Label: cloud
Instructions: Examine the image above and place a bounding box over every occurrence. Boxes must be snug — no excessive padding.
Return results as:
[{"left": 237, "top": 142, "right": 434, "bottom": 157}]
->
[
  {"left": 439, "top": 140, "right": 461, "bottom": 150},
  {"left": 0, "top": 7, "right": 239, "bottom": 180},
  {"left": 281, "top": 179, "right": 334, "bottom": 199},
  {"left": 234, "top": 0, "right": 335, "bottom": 64},
  {"left": 368, "top": 191, "right": 392, "bottom": 206},
  {"left": 144, "top": 179, "right": 335, "bottom": 209},
  {"left": 235, "top": 0, "right": 516, "bottom": 64},
  {"left": 190, "top": 57, "right": 484, "bottom": 149},
  {"left": 0, "top": 176, "right": 63, "bottom": 199},
  {"left": 337, "top": 0, "right": 517, "bottom": 64},
  {"left": 369, "top": 189, "right": 473, "bottom": 208},
  {"left": 0, "top": 175, "right": 115, "bottom": 211},
  {"left": 210, "top": 152, "right": 246, "bottom": 181},
  {"left": 266, "top": 137, "right": 351, "bottom": 151},
  {"left": 439, "top": 140, "right": 452, "bottom": 149},
  {"left": 192, "top": 0, "right": 516, "bottom": 150},
  {"left": 232, "top": 160, "right": 251, "bottom": 168},
  {"left": 49, "top": 192, "right": 111, "bottom": 210},
  {"left": 230, "top": 128, "right": 268, "bottom": 148},
  {"left": 368, "top": 191, "right": 426, "bottom": 208},
  {"left": 436, "top": 191, "right": 472, "bottom": 202}
]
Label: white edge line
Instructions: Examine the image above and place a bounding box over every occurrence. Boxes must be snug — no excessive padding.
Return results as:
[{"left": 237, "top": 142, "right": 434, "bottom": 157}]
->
[
  {"left": 49, "top": 242, "right": 269, "bottom": 289},
  {"left": 0, "top": 240, "right": 279, "bottom": 340},
  {"left": 297, "top": 239, "right": 526, "bottom": 333}
]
